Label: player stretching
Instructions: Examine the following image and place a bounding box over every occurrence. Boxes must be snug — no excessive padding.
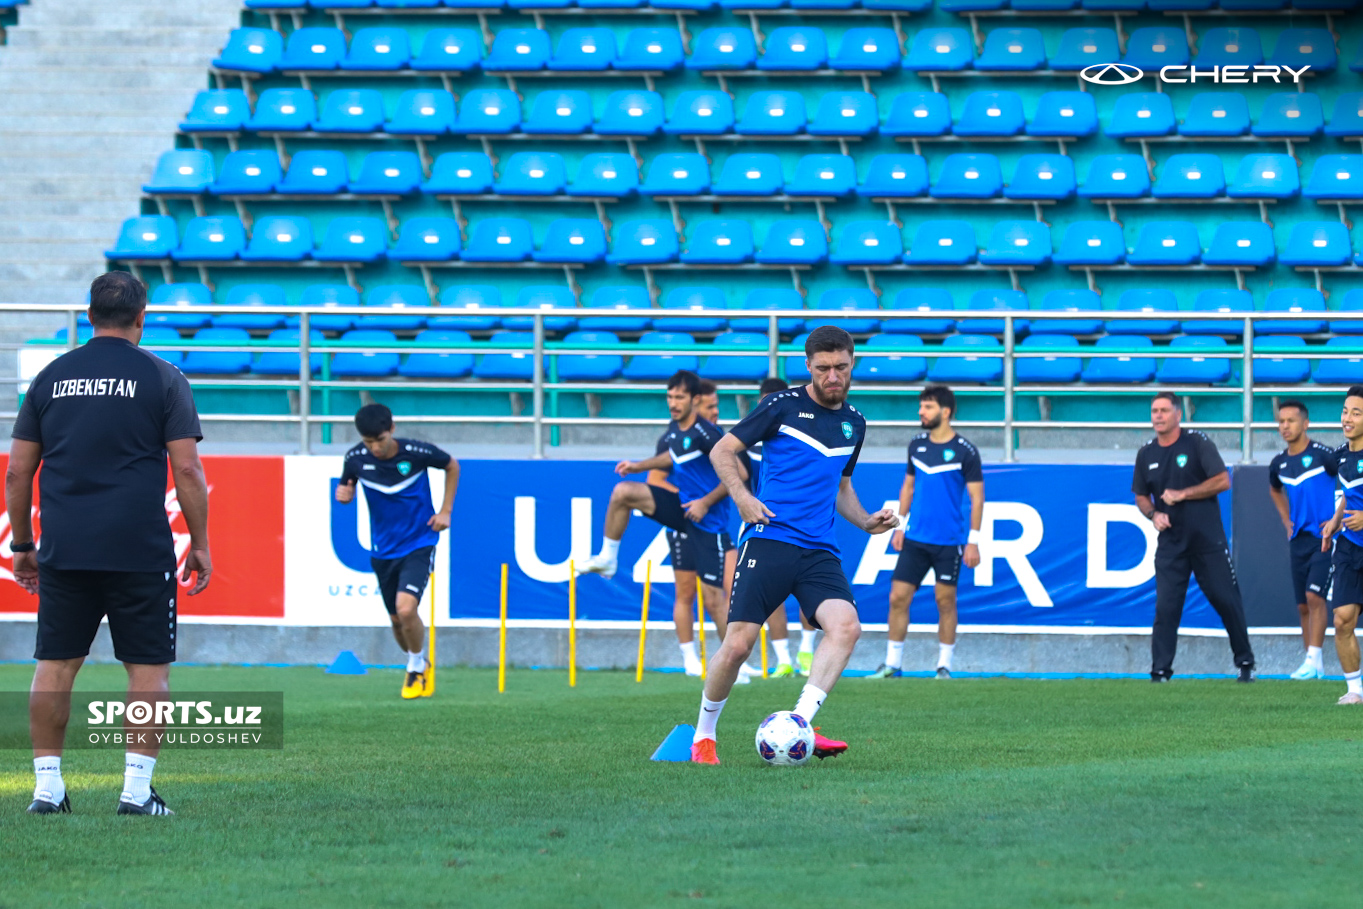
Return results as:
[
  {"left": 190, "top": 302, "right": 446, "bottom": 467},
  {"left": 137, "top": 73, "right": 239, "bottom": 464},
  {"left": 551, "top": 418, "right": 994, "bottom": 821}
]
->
[
  {"left": 871, "top": 386, "right": 983, "bottom": 680},
  {"left": 1322, "top": 388, "right": 1363, "bottom": 704},
  {"left": 1268, "top": 400, "right": 1338, "bottom": 680},
  {"left": 336, "top": 404, "right": 459, "bottom": 699},
  {"left": 691, "top": 326, "right": 898, "bottom": 764}
]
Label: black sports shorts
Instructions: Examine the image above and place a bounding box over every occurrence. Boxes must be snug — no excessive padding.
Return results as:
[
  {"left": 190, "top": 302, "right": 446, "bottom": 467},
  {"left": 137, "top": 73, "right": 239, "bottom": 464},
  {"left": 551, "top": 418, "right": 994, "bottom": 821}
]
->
[
  {"left": 34, "top": 565, "right": 178, "bottom": 664},
  {"left": 893, "top": 539, "right": 964, "bottom": 588},
  {"left": 371, "top": 546, "right": 435, "bottom": 616},
  {"left": 667, "top": 528, "right": 733, "bottom": 587},
  {"left": 1329, "top": 537, "right": 1363, "bottom": 611},
  {"left": 1290, "top": 531, "right": 1331, "bottom": 604},
  {"left": 728, "top": 537, "right": 855, "bottom": 630},
  {"left": 667, "top": 530, "right": 694, "bottom": 572}
]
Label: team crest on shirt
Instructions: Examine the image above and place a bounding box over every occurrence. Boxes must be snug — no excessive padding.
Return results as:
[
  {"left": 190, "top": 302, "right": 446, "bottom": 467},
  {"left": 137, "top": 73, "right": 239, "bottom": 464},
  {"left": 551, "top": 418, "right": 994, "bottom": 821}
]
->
[
  {"left": 1303, "top": 455, "right": 1313, "bottom": 468},
  {"left": 397, "top": 460, "right": 413, "bottom": 476},
  {"left": 683, "top": 436, "right": 692, "bottom": 450},
  {"left": 841, "top": 422, "right": 853, "bottom": 440},
  {"left": 1176, "top": 454, "right": 1188, "bottom": 467},
  {"left": 943, "top": 449, "right": 955, "bottom": 462}
]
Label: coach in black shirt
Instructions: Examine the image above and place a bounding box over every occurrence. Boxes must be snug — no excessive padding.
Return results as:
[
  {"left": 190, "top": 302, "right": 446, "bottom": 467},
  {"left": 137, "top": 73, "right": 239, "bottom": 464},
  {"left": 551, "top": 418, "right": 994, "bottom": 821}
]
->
[
  {"left": 9, "top": 272, "right": 211, "bottom": 816},
  {"left": 1133, "top": 391, "right": 1255, "bottom": 682}
]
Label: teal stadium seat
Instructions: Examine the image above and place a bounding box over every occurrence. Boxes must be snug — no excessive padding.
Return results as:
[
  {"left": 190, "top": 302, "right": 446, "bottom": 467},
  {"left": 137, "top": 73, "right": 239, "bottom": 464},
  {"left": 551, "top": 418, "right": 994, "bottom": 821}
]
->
[
  {"left": 1228, "top": 153, "right": 1298, "bottom": 199},
  {"left": 315, "top": 216, "right": 388, "bottom": 264},
  {"left": 388, "top": 89, "right": 457, "bottom": 135},
  {"left": 143, "top": 150, "right": 214, "bottom": 194},
  {"left": 928, "top": 335, "right": 1003, "bottom": 384},
  {"left": 1181, "top": 92, "right": 1250, "bottom": 138},
  {"left": 1257, "top": 288, "right": 1327, "bottom": 335},
  {"left": 278, "top": 28, "right": 346, "bottom": 71},
  {"left": 1183, "top": 289, "right": 1253, "bottom": 337},
  {"left": 664, "top": 90, "right": 735, "bottom": 135},
  {"left": 978, "top": 221, "right": 1052, "bottom": 266},
  {"left": 106, "top": 216, "right": 177, "bottom": 260},
  {"left": 688, "top": 28, "right": 757, "bottom": 70},
  {"left": 1027, "top": 92, "right": 1097, "bottom": 138},
  {"left": 618, "top": 29, "right": 684, "bottom": 71},
  {"left": 494, "top": 151, "right": 568, "bottom": 195},
  {"left": 1252, "top": 337, "right": 1310, "bottom": 384},
  {"left": 344, "top": 27, "right": 411, "bottom": 70},
  {"left": 975, "top": 28, "right": 1047, "bottom": 71},
  {"left": 1079, "top": 154, "right": 1150, "bottom": 199},
  {"left": 830, "top": 28, "right": 900, "bottom": 71},
  {"left": 359, "top": 285, "right": 427, "bottom": 331},
  {"left": 704, "top": 332, "right": 770, "bottom": 382},
  {"left": 1253, "top": 93, "right": 1323, "bottom": 139},
  {"left": 882, "top": 92, "right": 951, "bottom": 138},
  {"left": 655, "top": 287, "right": 728, "bottom": 332},
  {"left": 1108, "top": 289, "right": 1180, "bottom": 335},
  {"left": 550, "top": 28, "right": 617, "bottom": 71},
  {"left": 1015, "top": 336, "right": 1081, "bottom": 383},
  {"left": 1269, "top": 29, "right": 1336, "bottom": 73},
  {"left": 1281, "top": 222, "right": 1353, "bottom": 267},
  {"left": 1032, "top": 289, "right": 1103, "bottom": 335},
  {"left": 1106, "top": 92, "right": 1175, "bottom": 138},
  {"left": 1049, "top": 28, "right": 1120, "bottom": 70},
  {"left": 213, "top": 27, "right": 284, "bottom": 73},
  {"left": 859, "top": 154, "right": 929, "bottom": 197},
  {"left": 623, "top": 331, "right": 699, "bottom": 379},
  {"left": 148, "top": 284, "right": 213, "bottom": 330},
  {"left": 181, "top": 90, "right": 250, "bottom": 132},
  {"left": 758, "top": 27, "right": 828, "bottom": 70},
  {"left": 278, "top": 150, "right": 348, "bottom": 194},
  {"left": 1127, "top": 221, "right": 1202, "bottom": 266},
  {"left": 569, "top": 154, "right": 639, "bottom": 197},
  {"left": 455, "top": 89, "right": 521, "bottom": 134},
  {"left": 1005, "top": 154, "right": 1076, "bottom": 200},
  {"left": 1203, "top": 221, "right": 1276, "bottom": 268},
  {"left": 1156, "top": 336, "right": 1232, "bottom": 384},
  {"left": 585, "top": 286, "right": 652, "bottom": 332},
  {"left": 431, "top": 285, "right": 500, "bottom": 331},
  {"left": 557, "top": 331, "right": 624, "bottom": 381},
  {"left": 1081, "top": 336, "right": 1156, "bottom": 384},
  {"left": 595, "top": 90, "right": 665, "bottom": 136},
  {"left": 533, "top": 219, "right": 607, "bottom": 264},
  {"left": 884, "top": 288, "right": 955, "bottom": 335},
  {"left": 1123, "top": 27, "right": 1190, "bottom": 68},
  {"left": 904, "top": 220, "right": 977, "bottom": 265},
  {"left": 931, "top": 154, "right": 1003, "bottom": 198},
  {"left": 641, "top": 153, "right": 711, "bottom": 195},
  {"left": 350, "top": 151, "right": 424, "bottom": 195},
  {"left": 173, "top": 216, "right": 246, "bottom": 261},
  {"left": 301, "top": 284, "right": 361, "bottom": 331},
  {"left": 210, "top": 150, "right": 282, "bottom": 194},
  {"left": 423, "top": 152, "right": 494, "bottom": 194},
  {"left": 830, "top": 221, "right": 904, "bottom": 266},
  {"left": 247, "top": 88, "right": 316, "bottom": 132},
  {"left": 1313, "top": 338, "right": 1363, "bottom": 385},
  {"left": 215, "top": 284, "right": 287, "bottom": 329},
  {"left": 1304, "top": 155, "right": 1363, "bottom": 201},
  {"left": 485, "top": 29, "right": 552, "bottom": 72},
  {"left": 809, "top": 92, "right": 878, "bottom": 138},
  {"left": 183, "top": 328, "right": 252, "bottom": 375},
  {"left": 253, "top": 329, "right": 324, "bottom": 375},
  {"left": 788, "top": 154, "right": 856, "bottom": 196},
  {"left": 957, "top": 289, "right": 1030, "bottom": 335},
  {"left": 316, "top": 89, "right": 386, "bottom": 132},
  {"left": 713, "top": 153, "right": 783, "bottom": 196},
  {"left": 392, "top": 218, "right": 461, "bottom": 263},
  {"left": 1194, "top": 27, "right": 1263, "bottom": 67},
  {"left": 1053, "top": 220, "right": 1125, "bottom": 266},
  {"left": 907, "top": 28, "right": 973, "bottom": 71},
  {"left": 737, "top": 91, "right": 806, "bottom": 136},
  {"left": 506, "top": 286, "right": 579, "bottom": 332},
  {"left": 399, "top": 330, "right": 475, "bottom": 379},
  {"left": 955, "top": 91, "right": 1025, "bottom": 137},
  {"left": 333, "top": 330, "right": 401, "bottom": 377},
  {"left": 757, "top": 220, "right": 828, "bottom": 265},
  {"left": 607, "top": 220, "right": 678, "bottom": 264},
  {"left": 463, "top": 218, "right": 534, "bottom": 261},
  {"left": 852, "top": 335, "right": 927, "bottom": 383},
  {"left": 815, "top": 288, "right": 881, "bottom": 334},
  {"left": 411, "top": 28, "right": 483, "bottom": 72}
]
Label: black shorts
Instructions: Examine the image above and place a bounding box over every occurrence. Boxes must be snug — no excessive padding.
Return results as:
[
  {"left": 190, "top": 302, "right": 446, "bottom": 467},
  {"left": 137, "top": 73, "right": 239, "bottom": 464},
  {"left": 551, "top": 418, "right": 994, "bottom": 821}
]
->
[
  {"left": 34, "top": 565, "right": 178, "bottom": 664},
  {"left": 667, "top": 527, "right": 733, "bottom": 587},
  {"left": 1290, "top": 532, "right": 1332, "bottom": 604},
  {"left": 892, "top": 539, "right": 964, "bottom": 588},
  {"left": 728, "top": 537, "right": 855, "bottom": 630},
  {"left": 1329, "top": 537, "right": 1363, "bottom": 611},
  {"left": 667, "top": 530, "right": 694, "bottom": 572},
  {"left": 371, "top": 546, "right": 435, "bottom": 616}
]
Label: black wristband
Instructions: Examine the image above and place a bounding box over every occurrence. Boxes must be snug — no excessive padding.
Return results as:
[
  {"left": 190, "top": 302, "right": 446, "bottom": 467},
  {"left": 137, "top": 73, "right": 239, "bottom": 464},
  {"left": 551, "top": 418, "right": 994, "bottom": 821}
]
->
[{"left": 10, "top": 542, "right": 34, "bottom": 553}]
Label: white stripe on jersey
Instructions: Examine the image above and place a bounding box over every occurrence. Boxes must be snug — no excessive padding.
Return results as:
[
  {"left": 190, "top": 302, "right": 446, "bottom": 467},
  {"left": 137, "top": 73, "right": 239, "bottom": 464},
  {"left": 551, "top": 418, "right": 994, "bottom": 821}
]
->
[
  {"left": 358, "top": 473, "right": 424, "bottom": 495},
  {"left": 778, "top": 424, "right": 856, "bottom": 458}
]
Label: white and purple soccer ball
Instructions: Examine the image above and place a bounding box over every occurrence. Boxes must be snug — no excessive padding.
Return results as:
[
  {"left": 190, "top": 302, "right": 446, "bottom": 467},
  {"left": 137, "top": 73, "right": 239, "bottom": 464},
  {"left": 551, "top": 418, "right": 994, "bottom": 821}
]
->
[{"left": 755, "top": 711, "right": 814, "bottom": 766}]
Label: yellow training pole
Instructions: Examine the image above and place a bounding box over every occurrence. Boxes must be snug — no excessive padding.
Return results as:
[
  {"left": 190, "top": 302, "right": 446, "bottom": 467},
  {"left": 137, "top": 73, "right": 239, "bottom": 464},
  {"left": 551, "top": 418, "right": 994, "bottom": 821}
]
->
[
  {"left": 697, "top": 582, "right": 707, "bottom": 680},
  {"left": 428, "top": 570, "right": 437, "bottom": 695},
  {"left": 636, "top": 560, "right": 651, "bottom": 683},
  {"left": 760, "top": 625, "right": 768, "bottom": 679},
  {"left": 568, "top": 560, "right": 577, "bottom": 688},
  {"left": 498, "top": 563, "right": 508, "bottom": 693}
]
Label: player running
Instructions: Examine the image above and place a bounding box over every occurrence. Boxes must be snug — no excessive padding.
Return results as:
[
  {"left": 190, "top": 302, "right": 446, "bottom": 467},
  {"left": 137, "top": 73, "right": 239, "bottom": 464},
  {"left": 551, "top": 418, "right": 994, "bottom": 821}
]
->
[
  {"left": 1267, "top": 400, "right": 1339, "bottom": 681},
  {"left": 690, "top": 326, "right": 899, "bottom": 765},
  {"left": 871, "top": 385, "right": 984, "bottom": 680},
  {"left": 335, "top": 404, "right": 459, "bottom": 699},
  {"left": 1321, "top": 388, "right": 1363, "bottom": 704}
]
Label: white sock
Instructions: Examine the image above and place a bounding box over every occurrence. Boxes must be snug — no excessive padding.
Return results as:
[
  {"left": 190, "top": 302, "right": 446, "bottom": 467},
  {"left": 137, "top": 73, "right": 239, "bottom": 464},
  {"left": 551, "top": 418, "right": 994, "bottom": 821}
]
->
[
  {"left": 33, "top": 756, "right": 63, "bottom": 804},
  {"left": 772, "top": 638, "right": 791, "bottom": 666},
  {"left": 799, "top": 630, "right": 817, "bottom": 654},
  {"left": 694, "top": 695, "right": 726, "bottom": 741},
  {"left": 794, "top": 684, "right": 827, "bottom": 723},
  {"left": 407, "top": 650, "right": 426, "bottom": 673},
  {"left": 122, "top": 753, "right": 155, "bottom": 804},
  {"left": 885, "top": 639, "right": 904, "bottom": 669},
  {"left": 1348, "top": 671, "right": 1363, "bottom": 696},
  {"left": 939, "top": 642, "right": 956, "bottom": 670},
  {"left": 680, "top": 640, "right": 699, "bottom": 664},
  {"left": 600, "top": 537, "right": 621, "bottom": 560},
  {"left": 1307, "top": 645, "right": 1323, "bottom": 667}
]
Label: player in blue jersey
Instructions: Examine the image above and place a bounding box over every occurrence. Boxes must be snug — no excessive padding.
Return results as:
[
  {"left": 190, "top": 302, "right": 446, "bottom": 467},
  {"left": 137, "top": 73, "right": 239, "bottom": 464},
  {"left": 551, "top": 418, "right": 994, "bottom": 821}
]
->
[
  {"left": 1268, "top": 401, "right": 1340, "bottom": 681},
  {"left": 336, "top": 404, "right": 460, "bottom": 699},
  {"left": 870, "top": 385, "right": 984, "bottom": 680},
  {"left": 691, "top": 326, "right": 899, "bottom": 765},
  {"left": 1321, "top": 388, "right": 1363, "bottom": 704}
]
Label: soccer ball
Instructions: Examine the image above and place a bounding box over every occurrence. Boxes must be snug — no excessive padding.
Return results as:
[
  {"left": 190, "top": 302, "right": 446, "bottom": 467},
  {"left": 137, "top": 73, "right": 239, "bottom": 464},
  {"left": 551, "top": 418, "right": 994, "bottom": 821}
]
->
[{"left": 755, "top": 711, "right": 814, "bottom": 766}]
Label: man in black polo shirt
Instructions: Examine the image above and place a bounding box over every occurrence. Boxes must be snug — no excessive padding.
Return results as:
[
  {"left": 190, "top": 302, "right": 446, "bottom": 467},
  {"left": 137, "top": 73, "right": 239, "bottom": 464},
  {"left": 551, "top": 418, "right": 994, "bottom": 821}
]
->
[
  {"left": 1132, "top": 391, "right": 1255, "bottom": 682},
  {"left": 10, "top": 272, "right": 211, "bottom": 816}
]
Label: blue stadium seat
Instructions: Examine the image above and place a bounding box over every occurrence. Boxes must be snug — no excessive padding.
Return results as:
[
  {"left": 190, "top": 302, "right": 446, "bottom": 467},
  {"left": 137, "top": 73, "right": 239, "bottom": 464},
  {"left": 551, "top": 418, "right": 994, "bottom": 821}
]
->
[
  {"left": 399, "top": 330, "right": 474, "bottom": 379},
  {"left": 355, "top": 285, "right": 426, "bottom": 331},
  {"left": 485, "top": 29, "right": 552, "bottom": 71},
  {"left": 1312, "top": 337, "right": 1363, "bottom": 385},
  {"left": 569, "top": 153, "right": 638, "bottom": 198},
  {"left": 758, "top": 27, "right": 827, "bottom": 70},
  {"left": 596, "top": 90, "right": 665, "bottom": 136},
  {"left": 1106, "top": 92, "right": 1175, "bottom": 138},
  {"left": 1326, "top": 93, "right": 1363, "bottom": 137},
  {"left": 316, "top": 89, "right": 386, "bottom": 132},
  {"left": 1304, "top": 155, "right": 1363, "bottom": 200},
  {"left": 388, "top": 89, "right": 457, "bottom": 135},
  {"left": 809, "top": 92, "right": 878, "bottom": 138},
  {"left": 278, "top": 27, "right": 346, "bottom": 70},
  {"left": 215, "top": 284, "right": 288, "bottom": 330},
  {"left": 345, "top": 27, "right": 410, "bottom": 70},
  {"left": 704, "top": 332, "right": 771, "bottom": 382},
  {"left": 494, "top": 152, "right": 568, "bottom": 195},
  {"left": 1194, "top": 27, "right": 1264, "bottom": 67},
  {"left": 958, "top": 289, "right": 1030, "bottom": 336},
  {"left": 815, "top": 289, "right": 881, "bottom": 334},
  {"left": 556, "top": 331, "right": 623, "bottom": 381},
  {"left": 1257, "top": 288, "right": 1327, "bottom": 335},
  {"left": 584, "top": 286, "right": 652, "bottom": 332},
  {"left": 429, "top": 285, "right": 500, "bottom": 332},
  {"left": 172, "top": 216, "right": 246, "bottom": 261},
  {"left": 522, "top": 90, "right": 593, "bottom": 135},
  {"left": 1123, "top": 27, "right": 1190, "bottom": 69},
  {"left": 1078, "top": 154, "right": 1151, "bottom": 198},
  {"left": 906, "top": 28, "right": 973, "bottom": 71},
  {"left": 757, "top": 220, "right": 828, "bottom": 265},
  {"left": 687, "top": 27, "right": 757, "bottom": 70},
  {"left": 213, "top": 28, "right": 283, "bottom": 73},
  {"left": 859, "top": 154, "right": 929, "bottom": 197},
  {"left": 1015, "top": 335, "right": 1081, "bottom": 383},
  {"left": 1049, "top": 28, "right": 1120, "bottom": 71},
  {"left": 732, "top": 288, "right": 805, "bottom": 333},
  {"left": 148, "top": 284, "right": 214, "bottom": 330},
  {"left": 787, "top": 154, "right": 856, "bottom": 197},
  {"left": 1152, "top": 154, "right": 1225, "bottom": 198},
  {"left": 1254, "top": 92, "right": 1323, "bottom": 139},
  {"left": 1183, "top": 289, "right": 1253, "bottom": 336},
  {"left": 884, "top": 288, "right": 955, "bottom": 335},
  {"left": 1228, "top": 153, "right": 1298, "bottom": 200},
  {"left": 504, "top": 286, "right": 579, "bottom": 332},
  {"left": 472, "top": 331, "right": 536, "bottom": 381},
  {"left": 978, "top": 221, "right": 1052, "bottom": 266},
  {"left": 954, "top": 91, "right": 1025, "bottom": 137},
  {"left": 904, "top": 220, "right": 977, "bottom": 265},
  {"left": 852, "top": 335, "right": 927, "bottom": 383},
  {"left": 976, "top": 28, "right": 1047, "bottom": 71},
  {"left": 1127, "top": 221, "right": 1202, "bottom": 265},
  {"left": 106, "top": 215, "right": 177, "bottom": 260},
  {"left": 1280, "top": 222, "right": 1353, "bottom": 267},
  {"left": 351, "top": 151, "right": 423, "bottom": 194},
  {"left": 333, "top": 329, "right": 401, "bottom": 377},
  {"left": 664, "top": 90, "right": 735, "bottom": 135},
  {"left": 641, "top": 153, "right": 711, "bottom": 196},
  {"left": 618, "top": 28, "right": 684, "bottom": 71},
  {"left": 463, "top": 218, "right": 534, "bottom": 261},
  {"left": 783, "top": 332, "right": 812, "bottom": 383},
  {"left": 1156, "top": 336, "right": 1232, "bottom": 384},
  {"left": 931, "top": 154, "right": 1003, "bottom": 198},
  {"left": 623, "top": 331, "right": 699, "bottom": 379},
  {"left": 830, "top": 28, "right": 900, "bottom": 71},
  {"left": 423, "top": 152, "right": 494, "bottom": 194},
  {"left": 144, "top": 149, "right": 214, "bottom": 194},
  {"left": 139, "top": 326, "right": 186, "bottom": 369},
  {"left": 1027, "top": 91, "right": 1098, "bottom": 138},
  {"left": 411, "top": 28, "right": 482, "bottom": 72},
  {"left": 928, "top": 335, "right": 1003, "bottom": 384},
  {"left": 315, "top": 217, "right": 388, "bottom": 263},
  {"left": 1329, "top": 289, "right": 1363, "bottom": 334},
  {"left": 713, "top": 153, "right": 783, "bottom": 196},
  {"left": 455, "top": 89, "right": 521, "bottom": 134},
  {"left": 181, "top": 89, "right": 251, "bottom": 132},
  {"left": 1081, "top": 335, "right": 1156, "bottom": 384},
  {"left": 278, "top": 150, "right": 349, "bottom": 194},
  {"left": 297, "top": 284, "right": 360, "bottom": 333},
  {"left": 534, "top": 219, "right": 607, "bottom": 264},
  {"left": 653, "top": 286, "right": 728, "bottom": 332},
  {"left": 1052, "top": 220, "right": 1125, "bottom": 265},
  {"left": 862, "top": 0, "right": 932, "bottom": 9},
  {"left": 1181, "top": 92, "right": 1250, "bottom": 137},
  {"left": 737, "top": 91, "right": 806, "bottom": 136},
  {"left": 830, "top": 221, "right": 903, "bottom": 265},
  {"left": 246, "top": 88, "right": 315, "bottom": 132},
  {"left": 607, "top": 220, "right": 679, "bottom": 264},
  {"left": 882, "top": 92, "right": 951, "bottom": 138},
  {"left": 1269, "top": 29, "right": 1336, "bottom": 73},
  {"left": 551, "top": 28, "right": 617, "bottom": 71},
  {"left": 1005, "top": 154, "right": 1076, "bottom": 200},
  {"left": 391, "top": 217, "right": 461, "bottom": 262},
  {"left": 1202, "top": 221, "right": 1275, "bottom": 267},
  {"left": 182, "top": 328, "right": 252, "bottom": 375},
  {"left": 1032, "top": 289, "right": 1103, "bottom": 336},
  {"left": 680, "top": 221, "right": 754, "bottom": 264},
  {"left": 1107, "top": 289, "right": 1179, "bottom": 335}
]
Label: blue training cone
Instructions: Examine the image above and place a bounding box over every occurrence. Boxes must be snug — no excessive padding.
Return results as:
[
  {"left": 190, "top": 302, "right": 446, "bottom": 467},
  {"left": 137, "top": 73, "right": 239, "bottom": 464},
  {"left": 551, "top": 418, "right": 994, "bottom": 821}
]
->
[
  {"left": 651, "top": 724, "right": 696, "bottom": 762},
  {"left": 326, "top": 650, "right": 367, "bottom": 675}
]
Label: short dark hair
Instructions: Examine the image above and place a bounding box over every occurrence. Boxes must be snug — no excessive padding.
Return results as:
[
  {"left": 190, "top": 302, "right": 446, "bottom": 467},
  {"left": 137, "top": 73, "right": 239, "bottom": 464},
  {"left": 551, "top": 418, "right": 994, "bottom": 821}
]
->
[
  {"left": 667, "top": 370, "right": 701, "bottom": 396},
  {"left": 759, "top": 377, "right": 788, "bottom": 397},
  {"left": 355, "top": 403, "right": 394, "bottom": 438},
  {"left": 1278, "top": 399, "right": 1309, "bottom": 418},
  {"left": 1349, "top": 386, "right": 1363, "bottom": 401},
  {"left": 697, "top": 378, "right": 717, "bottom": 396},
  {"left": 804, "top": 325, "right": 855, "bottom": 359},
  {"left": 919, "top": 385, "right": 956, "bottom": 418},
  {"left": 88, "top": 271, "right": 146, "bottom": 329},
  {"left": 1153, "top": 391, "right": 1181, "bottom": 409}
]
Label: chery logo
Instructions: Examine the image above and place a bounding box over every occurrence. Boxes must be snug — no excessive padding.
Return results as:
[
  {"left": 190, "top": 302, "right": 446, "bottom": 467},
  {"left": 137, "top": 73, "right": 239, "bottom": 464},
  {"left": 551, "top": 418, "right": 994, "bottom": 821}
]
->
[
  {"left": 1080, "top": 63, "right": 1142, "bottom": 85},
  {"left": 1081, "top": 62, "right": 1310, "bottom": 85}
]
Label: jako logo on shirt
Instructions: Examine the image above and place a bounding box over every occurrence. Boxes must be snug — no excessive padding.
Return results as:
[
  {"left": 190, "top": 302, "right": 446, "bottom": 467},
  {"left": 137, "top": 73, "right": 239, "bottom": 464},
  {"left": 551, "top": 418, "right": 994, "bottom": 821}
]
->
[
  {"left": 841, "top": 422, "right": 853, "bottom": 440},
  {"left": 943, "top": 449, "right": 955, "bottom": 462},
  {"left": 1176, "top": 454, "right": 1188, "bottom": 467},
  {"left": 1303, "top": 455, "right": 1314, "bottom": 467},
  {"left": 397, "top": 461, "right": 412, "bottom": 476}
]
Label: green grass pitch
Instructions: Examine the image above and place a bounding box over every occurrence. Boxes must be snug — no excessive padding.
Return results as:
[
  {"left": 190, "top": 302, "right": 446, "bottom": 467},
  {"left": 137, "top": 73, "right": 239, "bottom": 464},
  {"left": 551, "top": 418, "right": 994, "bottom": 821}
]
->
[{"left": 1, "top": 663, "right": 1358, "bottom": 908}]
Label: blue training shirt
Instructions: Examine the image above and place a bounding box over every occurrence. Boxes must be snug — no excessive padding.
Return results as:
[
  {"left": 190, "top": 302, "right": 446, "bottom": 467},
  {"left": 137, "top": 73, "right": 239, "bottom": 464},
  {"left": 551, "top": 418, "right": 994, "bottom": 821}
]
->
[
  {"left": 658, "top": 417, "right": 731, "bottom": 534},
  {"left": 339, "top": 439, "right": 452, "bottom": 560},
  {"left": 1336, "top": 444, "right": 1363, "bottom": 548},
  {"left": 729, "top": 386, "right": 866, "bottom": 556},
  {"left": 905, "top": 431, "right": 983, "bottom": 546},
  {"left": 1268, "top": 440, "right": 1339, "bottom": 540}
]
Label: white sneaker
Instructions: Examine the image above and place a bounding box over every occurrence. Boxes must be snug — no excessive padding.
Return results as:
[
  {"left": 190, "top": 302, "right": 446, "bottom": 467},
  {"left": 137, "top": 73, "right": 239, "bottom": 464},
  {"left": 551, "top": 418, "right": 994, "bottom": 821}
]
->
[
  {"left": 1338, "top": 692, "right": 1363, "bottom": 705},
  {"left": 683, "top": 662, "right": 703, "bottom": 677},
  {"left": 578, "top": 553, "right": 617, "bottom": 579},
  {"left": 1290, "top": 660, "right": 1325, "bottom": 680}
]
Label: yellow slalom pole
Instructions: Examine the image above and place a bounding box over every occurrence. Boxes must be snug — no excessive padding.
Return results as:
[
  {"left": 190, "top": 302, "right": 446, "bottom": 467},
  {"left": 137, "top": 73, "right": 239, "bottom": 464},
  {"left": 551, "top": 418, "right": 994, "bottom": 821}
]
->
[
  {"left": 568, "top": 560, "right": 577, "bottom": 688},
  {"left": 428, "top": 570, "right": 437, "bottom": 695},
  {"left": 697, "top": 582, "right": 707, "bottom": 680},
  {"left": 636, "top": 560, "right": 651, "bottom": 683},
  {"left": 760, "top": 625, "right": 768, "bottom": 679},
  {"left": 498, "top": 563, "right": 508, "bottom": 693}
]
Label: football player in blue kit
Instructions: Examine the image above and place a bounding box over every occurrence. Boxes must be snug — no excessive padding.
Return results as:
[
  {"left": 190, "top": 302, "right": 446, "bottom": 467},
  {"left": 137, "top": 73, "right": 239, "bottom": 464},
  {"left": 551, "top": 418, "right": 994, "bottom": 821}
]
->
[
  {"left": 336, "top": 404, "right": 460, "bottom": 699},
  {"left": 691, "top": 327, "right": 899, "bottom": 765},
  {"left": 1267, "top": 401, "right": 1339, "bottom": 681},
  {"left": 870, "top": 385, "right": 984, "bottom": 680},
  {"left": 1321, "top": 388, "right": 1363, "bottom": 705}
]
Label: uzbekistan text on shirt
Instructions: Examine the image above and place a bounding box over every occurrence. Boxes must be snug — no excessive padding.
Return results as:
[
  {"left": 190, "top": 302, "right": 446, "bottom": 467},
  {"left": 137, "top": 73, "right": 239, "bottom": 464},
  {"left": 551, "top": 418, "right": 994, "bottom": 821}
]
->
[{"left": 50, "top": 377, "right": 139, "bottom": 399}]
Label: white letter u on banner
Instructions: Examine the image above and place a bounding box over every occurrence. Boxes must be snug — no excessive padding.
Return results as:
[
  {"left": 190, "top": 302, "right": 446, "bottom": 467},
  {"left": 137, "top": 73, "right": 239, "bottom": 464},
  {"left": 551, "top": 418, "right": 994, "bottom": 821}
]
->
[{"left": 513, "top": 496, "right": 594, "bottom": 583}]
